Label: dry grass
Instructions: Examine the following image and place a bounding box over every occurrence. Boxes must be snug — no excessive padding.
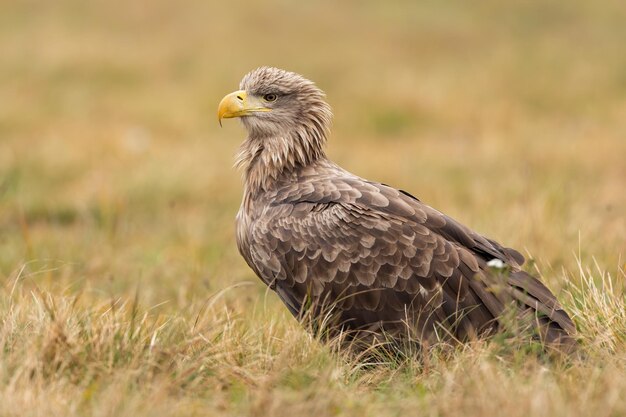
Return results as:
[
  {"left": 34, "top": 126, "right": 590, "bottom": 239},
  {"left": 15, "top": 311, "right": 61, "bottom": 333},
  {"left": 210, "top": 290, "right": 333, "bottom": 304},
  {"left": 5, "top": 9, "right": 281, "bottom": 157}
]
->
[{"left": 1, "top": 0, "right": 625, "bottom": 416}]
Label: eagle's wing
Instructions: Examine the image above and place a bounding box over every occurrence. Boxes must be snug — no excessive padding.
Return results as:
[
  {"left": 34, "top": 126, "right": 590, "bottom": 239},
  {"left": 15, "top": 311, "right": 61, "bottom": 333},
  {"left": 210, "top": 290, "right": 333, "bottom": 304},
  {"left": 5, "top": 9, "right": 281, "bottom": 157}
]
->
[{"left": 245, "top": 176, "right": 575, "bottom": 346}]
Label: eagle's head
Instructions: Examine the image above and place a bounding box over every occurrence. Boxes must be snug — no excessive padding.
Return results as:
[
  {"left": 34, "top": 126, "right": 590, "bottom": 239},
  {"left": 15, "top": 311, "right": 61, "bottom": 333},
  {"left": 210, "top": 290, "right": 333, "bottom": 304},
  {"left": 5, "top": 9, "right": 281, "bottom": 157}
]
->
[
  {"left": 218, "top": 67, "right": 334, "bottom": 191},
  {"left": 218, "top": 67, "right": 332, "bottom": 144}
]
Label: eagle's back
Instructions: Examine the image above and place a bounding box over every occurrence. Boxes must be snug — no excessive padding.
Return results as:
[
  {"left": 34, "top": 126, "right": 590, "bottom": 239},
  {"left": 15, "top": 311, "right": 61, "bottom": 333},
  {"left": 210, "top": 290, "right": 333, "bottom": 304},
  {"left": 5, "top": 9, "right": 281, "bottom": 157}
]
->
[{"left": 237, "top": 161, "right": 576, "bottom": 351}]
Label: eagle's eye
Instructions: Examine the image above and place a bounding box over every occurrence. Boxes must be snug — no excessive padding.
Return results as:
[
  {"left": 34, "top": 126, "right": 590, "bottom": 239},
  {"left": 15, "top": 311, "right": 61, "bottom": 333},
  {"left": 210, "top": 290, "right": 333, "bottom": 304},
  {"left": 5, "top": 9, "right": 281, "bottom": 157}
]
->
[{"left": 263, "top": 93, "right": 277, "bottom": 102}]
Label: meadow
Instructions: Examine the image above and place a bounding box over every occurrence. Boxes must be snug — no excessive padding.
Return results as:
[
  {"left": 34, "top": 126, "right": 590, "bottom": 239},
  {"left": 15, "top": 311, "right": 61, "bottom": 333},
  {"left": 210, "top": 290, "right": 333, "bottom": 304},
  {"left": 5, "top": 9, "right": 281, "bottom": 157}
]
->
[{"left": 0, "top": 0, "right": 625, "bottom": 415}]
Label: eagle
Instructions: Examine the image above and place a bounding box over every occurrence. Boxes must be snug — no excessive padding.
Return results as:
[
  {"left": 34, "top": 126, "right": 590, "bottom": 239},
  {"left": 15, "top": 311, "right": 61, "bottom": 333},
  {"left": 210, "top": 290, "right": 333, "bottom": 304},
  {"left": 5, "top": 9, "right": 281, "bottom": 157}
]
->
[{"left": 218, "top": 67, "right": 576, "bottom": 353}]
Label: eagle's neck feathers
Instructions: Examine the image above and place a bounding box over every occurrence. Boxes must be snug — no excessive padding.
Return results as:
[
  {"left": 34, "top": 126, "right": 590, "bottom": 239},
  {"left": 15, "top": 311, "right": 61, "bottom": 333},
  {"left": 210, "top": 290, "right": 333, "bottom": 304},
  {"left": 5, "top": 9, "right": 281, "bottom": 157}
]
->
[{"left": 236, "top": 113, "right": 330, "bottom": 195}]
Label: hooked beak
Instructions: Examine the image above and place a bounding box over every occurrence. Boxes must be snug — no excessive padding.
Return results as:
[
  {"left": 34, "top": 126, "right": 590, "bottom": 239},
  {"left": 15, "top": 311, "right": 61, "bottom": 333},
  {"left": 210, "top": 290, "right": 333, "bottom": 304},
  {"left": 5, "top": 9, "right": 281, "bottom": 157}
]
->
[{"left": 217, "top": 90, "right": 271, "bottom": 126}]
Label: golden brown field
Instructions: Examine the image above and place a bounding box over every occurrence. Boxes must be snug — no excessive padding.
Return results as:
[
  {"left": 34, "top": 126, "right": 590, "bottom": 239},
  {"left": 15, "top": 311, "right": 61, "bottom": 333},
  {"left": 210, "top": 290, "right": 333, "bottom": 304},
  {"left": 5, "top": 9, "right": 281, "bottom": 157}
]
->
[{"left": 1, "top": 0, "right": 625, "bottom": 416}]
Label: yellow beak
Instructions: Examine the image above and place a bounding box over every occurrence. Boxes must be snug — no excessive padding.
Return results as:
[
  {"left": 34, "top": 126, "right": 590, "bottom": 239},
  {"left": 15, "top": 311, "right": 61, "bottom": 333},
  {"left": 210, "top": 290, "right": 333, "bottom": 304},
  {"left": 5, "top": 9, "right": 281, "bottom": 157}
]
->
[{"left": 217, "top": 90, "right": 271, "bottom": 126}]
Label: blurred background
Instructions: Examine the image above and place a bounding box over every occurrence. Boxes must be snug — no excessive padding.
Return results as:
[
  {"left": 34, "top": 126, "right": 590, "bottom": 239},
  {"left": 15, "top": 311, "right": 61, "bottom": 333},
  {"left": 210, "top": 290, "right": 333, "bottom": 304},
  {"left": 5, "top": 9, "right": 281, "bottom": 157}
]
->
[{"left": 1, "top": 0, "right": 624, "bottom": 306}]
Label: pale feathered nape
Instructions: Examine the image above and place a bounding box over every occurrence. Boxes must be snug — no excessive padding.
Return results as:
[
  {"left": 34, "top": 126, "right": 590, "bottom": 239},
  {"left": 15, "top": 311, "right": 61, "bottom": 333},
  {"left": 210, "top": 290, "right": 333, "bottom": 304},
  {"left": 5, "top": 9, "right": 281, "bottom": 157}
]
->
[{"left": 233, "top": 67, "right": 333, "bottom": 193}]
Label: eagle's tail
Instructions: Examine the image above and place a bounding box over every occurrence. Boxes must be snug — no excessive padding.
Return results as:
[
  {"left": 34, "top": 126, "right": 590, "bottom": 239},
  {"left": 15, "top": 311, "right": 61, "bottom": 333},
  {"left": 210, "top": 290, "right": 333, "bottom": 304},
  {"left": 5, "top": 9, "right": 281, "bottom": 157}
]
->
[{"left": 468, "top": 269, "right": 577, "bottom": 353}]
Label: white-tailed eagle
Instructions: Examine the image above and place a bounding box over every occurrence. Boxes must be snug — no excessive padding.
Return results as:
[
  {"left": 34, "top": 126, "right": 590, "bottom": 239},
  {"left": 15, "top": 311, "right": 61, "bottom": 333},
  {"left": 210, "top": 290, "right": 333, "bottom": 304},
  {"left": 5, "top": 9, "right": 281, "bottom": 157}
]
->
[{"left": 218, "top": 67, "right": 576, "bottom": 352}]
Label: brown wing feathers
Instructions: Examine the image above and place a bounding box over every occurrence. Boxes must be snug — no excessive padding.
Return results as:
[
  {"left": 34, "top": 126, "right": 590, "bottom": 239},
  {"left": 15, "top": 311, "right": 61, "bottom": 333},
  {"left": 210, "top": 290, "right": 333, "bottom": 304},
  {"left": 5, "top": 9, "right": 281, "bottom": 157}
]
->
[{"left": 245, "top": 175, "right": 575, "bottom": 351}]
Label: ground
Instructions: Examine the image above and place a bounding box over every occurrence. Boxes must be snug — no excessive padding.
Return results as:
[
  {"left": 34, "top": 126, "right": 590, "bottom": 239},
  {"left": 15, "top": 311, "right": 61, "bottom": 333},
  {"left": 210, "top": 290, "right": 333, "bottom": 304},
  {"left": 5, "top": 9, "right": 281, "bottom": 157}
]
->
[{"left": 0, "top": 0, "right": 625, "bottom": 416}]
